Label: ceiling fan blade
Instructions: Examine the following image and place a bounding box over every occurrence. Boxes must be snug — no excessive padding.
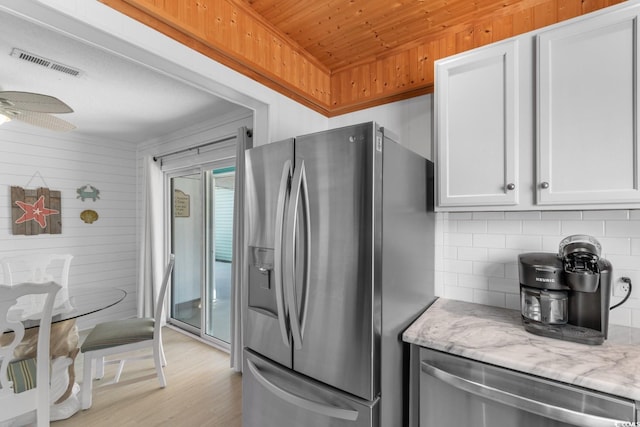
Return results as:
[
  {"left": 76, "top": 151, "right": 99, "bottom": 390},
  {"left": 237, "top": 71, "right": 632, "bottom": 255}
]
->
[
  {"left": 9, "top": 109, "right": 76, "bottom": 132},
  {"left": 0, "top": 91, "right": 73, "bottom": 113}
]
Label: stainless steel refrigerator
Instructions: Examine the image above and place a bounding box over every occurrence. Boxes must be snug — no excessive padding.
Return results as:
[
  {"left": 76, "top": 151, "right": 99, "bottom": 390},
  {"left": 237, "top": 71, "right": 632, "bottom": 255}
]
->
[{"left": 243, "top": 122, "right": 435, "bottom": 427}]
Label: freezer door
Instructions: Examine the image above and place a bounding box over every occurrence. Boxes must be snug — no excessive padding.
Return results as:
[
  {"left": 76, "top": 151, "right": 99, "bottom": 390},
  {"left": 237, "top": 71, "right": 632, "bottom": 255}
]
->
[
  {"left": 243, "top": 349, "right": 378, "bottom": 427},
  {"left": 245, "top": 139, "right": 294, "bottom": 368},
  {"left": 292, "top": 123, "right": 377, "bottom": 400}
]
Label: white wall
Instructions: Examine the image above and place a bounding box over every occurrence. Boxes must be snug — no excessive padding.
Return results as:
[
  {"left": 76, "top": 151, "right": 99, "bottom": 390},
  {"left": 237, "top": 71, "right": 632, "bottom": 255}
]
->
[
  {"left": 0, "top": 126, "right": 137, "bottom": 329},
  {"left": 329, "top": 95, "right": 433, "bottom": 160}
]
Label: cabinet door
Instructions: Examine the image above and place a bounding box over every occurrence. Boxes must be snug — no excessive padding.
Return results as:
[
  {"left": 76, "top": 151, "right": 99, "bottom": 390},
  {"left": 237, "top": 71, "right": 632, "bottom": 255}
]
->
[
  {"left": 435, "top": 40, "right": 519, "bottom": 207},
  {"left": 537, "top": 11, "right": 640, "bottom": 205}
]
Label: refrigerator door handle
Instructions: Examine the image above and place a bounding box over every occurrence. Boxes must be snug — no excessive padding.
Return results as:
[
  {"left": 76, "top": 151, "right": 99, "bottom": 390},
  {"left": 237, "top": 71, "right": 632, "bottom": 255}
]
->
[
  {"left": 274, "top": 160, "right": 292, "bottom": 347},
  {"left": 285, "top": 159, "right": 311, "bottom": 349},
  {"left": 247, "top": 359, "right": 359, "bottom": 422}
]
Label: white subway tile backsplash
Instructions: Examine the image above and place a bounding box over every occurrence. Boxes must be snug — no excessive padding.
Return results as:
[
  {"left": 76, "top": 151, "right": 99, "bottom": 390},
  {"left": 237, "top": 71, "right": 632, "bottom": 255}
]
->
[
  {"left": 458, "top": 274, "right": 489, "bottom": 289},
  {"left": 603, "top": 254, "right": 640, "bottom": 271},
  {"left": 505, "top": 235, "right": 542, "bottom": 250},
  {"left": 542, "top": 236, "right": 563, "bottom": 251},
  {"left": 607, "top": 220, "right": 640, "bottom": 237},
  {"left": 488, "top": 277, "right": 520, "bottom": 294},
  {"left": 457, "top": 220, "right": 488, "bottom": 233},
  {"left": 473, "top": 234, "right": 506, "bottom": 248},
  {"left": 541, "top": 211, "right": 583, "bottom": 220},
  {"left": 457, "top": 247, "right": 488, "bottom": 261},
  {"left": 436, "top": 210, "right": 640, "bottom": 329},
  {"left": 473, "top": 212, "right": 505, "bottom": 220},
  {"left": 583, "top": 210, "right": 629, "bottom": 220},
  {"left": 442, "top": 246, "right": 458, "bottom": 259},
  {"left": 443, "top": 286, "right": 474, "bottom": 303},
  {"left": 561, "top": 220, "right": 605, "bottom": 236},
  {"left": 505, "top": 293, "right": 520, "bottom": 310},
  {"left": 443, "top": 272, "right": 459, "bottom": 286},
  {"left": 522, "top": 220, "right": 561, "bottom": 235},
  {"left": 440, "top": 218, "right": 458, "bottom": 233},
  {"left": 611, "top": 293, "right": 639, "bottom": 310},
  {"left": 609, "top": 307, "right": 632, "bottom": 327},
  {"left": 488, "top": 220, "right": 521, "bottom": 234},
  {"left": 598, "top": 237, "right": 631, "bottom": 255},
  {"left": 505, "top": 211, "right": 541, "bottom": 220},
  {"left": 473, "top": 290, "right": 506, "bottom": 307},
  {"left": 487, "top": 248, "right": 523, "bottom": 263},
  {"left": 504, "top": 262, "right": 519, "bottom": 280},
  {"left": 443, "top": 259, "right": 473, "bottom": 274},
  {"left": 632, "top": 311, "right": 640, "bottom": 329},
  {"left": 472, "top": 261, "right": 505, "bottom": 278},
  {"left": 443, "top": 232, "right": 473, "bottom": 247},
  {"left": 447, "top": 212, "right": 473, "bottom": 220}
]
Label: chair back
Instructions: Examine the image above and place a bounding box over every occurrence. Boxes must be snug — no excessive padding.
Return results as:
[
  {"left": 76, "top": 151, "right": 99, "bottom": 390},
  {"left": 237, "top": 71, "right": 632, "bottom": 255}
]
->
[
  {"left": 0, "top": 281, "right": 61, "bottom": 425},
  {"left": 1, "top": 254, "right": 73, "bottom": 313},
  {"left": 153, "top": 255, "right": 175, "bottom": 334}
]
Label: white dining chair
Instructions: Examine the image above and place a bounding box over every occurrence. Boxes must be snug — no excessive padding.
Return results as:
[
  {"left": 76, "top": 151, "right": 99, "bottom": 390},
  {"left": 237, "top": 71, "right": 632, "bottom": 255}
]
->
[
  {"left": 1, "top": 254, "right": 73, "bottom": 312},
  {"left": 0, "top": 281, "right": 61, "bottom": 427},
  {"left": 80, "top": 254, "right": 175, "bottom": 410}
]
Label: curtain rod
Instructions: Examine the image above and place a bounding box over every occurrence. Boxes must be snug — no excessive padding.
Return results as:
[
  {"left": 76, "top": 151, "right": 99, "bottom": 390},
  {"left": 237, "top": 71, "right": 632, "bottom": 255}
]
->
[{"left": 153, "top": 134, "right": 237, "bottom": 162}]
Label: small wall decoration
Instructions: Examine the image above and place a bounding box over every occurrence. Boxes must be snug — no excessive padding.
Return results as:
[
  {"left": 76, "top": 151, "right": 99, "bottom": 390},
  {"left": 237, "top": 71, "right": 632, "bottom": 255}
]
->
[
  {"left": 80, "top": 209, "right": 99, "bottom": 224},
  {"left": 77, "top": 184, "right": 100, "bottom": 201},
  {"left": 174, "top": 189, "right": 190, "bottom": 218},
  {"left": 11, "top": 186, "right": 62, "bottom": 235}
]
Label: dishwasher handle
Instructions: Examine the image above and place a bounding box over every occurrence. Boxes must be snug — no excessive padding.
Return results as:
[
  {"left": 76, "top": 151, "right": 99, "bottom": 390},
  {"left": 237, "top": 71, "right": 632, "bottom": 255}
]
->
[{"left": 421, "top": 360, "right": 628, "bottom": 427}]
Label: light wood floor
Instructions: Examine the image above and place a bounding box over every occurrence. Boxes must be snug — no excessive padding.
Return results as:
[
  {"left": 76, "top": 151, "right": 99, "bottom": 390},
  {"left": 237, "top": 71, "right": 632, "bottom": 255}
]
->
[{"left": 53, "top": 327, "right": 242, "bottom": 427}]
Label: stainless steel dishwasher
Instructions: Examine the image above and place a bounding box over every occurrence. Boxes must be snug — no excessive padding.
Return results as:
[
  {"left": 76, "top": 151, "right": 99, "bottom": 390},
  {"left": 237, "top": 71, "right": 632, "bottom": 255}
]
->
[{"left": 419, "top": 348, "right": 637, "bottom": 427}]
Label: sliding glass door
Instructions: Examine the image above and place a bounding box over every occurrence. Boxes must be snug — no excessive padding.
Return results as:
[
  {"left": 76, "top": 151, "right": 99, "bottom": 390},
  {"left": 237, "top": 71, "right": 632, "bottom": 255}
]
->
[
  {"left": 207, "top": 167, "right": 235, "bottom": 343},
  {"left": 170, "top": 172, "right": 203, "bottom": 331},
  {"left": 169, "top": 166, "right": 235, "bottom": 348}
]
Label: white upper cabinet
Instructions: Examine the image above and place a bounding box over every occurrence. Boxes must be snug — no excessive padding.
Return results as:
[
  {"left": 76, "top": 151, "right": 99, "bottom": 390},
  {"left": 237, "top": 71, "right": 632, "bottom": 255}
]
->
[
  {"left": 435, "top": 1, "right": 640, "bottom": 211},
  {"left": 435, "top": 40, "right": 519, "bottom": 207},
  {"left": 537, "top": 10, "right": 640, "bottom": 205}
]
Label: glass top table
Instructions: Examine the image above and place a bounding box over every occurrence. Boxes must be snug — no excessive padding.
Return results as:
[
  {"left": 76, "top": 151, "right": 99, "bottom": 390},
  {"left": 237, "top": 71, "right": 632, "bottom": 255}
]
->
[
  {"left": 5, "top": 284, "right": 127, "bottom": 421},
  {"left": 22, "top": 285, "right": 127, "bottom": 328}
]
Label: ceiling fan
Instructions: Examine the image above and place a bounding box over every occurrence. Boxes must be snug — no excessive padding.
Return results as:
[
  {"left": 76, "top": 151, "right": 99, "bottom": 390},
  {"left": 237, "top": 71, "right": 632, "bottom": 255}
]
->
[{"left": 0, "top": 91, "right": 75, "bottom": 132}]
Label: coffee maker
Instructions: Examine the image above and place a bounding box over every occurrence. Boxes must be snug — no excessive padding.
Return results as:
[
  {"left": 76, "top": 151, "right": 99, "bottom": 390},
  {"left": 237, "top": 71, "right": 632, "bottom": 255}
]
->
[{"left": 518, "top": 235, "right": 612, "bottom": 345}]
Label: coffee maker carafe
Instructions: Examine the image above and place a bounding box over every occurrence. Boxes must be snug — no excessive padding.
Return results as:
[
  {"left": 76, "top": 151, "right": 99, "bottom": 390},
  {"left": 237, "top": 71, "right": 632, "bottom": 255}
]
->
[{"left": 518, "top": 235, "right": 612, "bottom": 345}]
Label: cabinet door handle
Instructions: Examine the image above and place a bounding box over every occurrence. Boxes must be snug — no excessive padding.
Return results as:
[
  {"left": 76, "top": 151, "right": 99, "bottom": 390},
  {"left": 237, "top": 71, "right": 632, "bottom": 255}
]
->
[
  {"left": 506, "top": 183, "right": 516, "bottom": 191},
  {"left": 541, "top": 182, "right": 550, "bottom": 189}
]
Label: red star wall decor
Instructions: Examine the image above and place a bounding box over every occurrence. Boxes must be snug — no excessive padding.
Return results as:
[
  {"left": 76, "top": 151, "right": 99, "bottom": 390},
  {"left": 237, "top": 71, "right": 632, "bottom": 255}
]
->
[
  {"left": 11, "top": 186, "right": 62, "bottom": 235},
  {"left": 15, "top": 195, "right": 59, "bottom": 228}
]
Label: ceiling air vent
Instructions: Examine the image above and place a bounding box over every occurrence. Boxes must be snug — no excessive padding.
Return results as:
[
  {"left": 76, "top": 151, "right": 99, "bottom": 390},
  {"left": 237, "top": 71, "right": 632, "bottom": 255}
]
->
[{"left": 10, "top": 48, "right": 82, "bottom": 77}]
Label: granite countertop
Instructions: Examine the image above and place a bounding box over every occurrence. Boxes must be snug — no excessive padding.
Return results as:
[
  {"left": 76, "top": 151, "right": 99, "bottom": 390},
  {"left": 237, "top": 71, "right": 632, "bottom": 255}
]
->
[{"left": 403, "top": 297, "right": 640, "bottom": 401}]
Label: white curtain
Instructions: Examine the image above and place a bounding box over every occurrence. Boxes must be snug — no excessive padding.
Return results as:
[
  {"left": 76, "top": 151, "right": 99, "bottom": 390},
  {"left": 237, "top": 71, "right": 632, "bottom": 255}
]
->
[
  {"left": 230, "top": 127, "right": 252, "bottom": 372},
  {"left": 139, "top": 155, "right": 165, "bottom": 318}
]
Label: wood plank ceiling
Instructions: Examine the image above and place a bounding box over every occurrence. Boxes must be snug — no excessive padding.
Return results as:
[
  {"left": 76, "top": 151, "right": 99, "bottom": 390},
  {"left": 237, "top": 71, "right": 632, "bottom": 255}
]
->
[{"left": 100, "top": 0, "right": 625, "bottom": 116}]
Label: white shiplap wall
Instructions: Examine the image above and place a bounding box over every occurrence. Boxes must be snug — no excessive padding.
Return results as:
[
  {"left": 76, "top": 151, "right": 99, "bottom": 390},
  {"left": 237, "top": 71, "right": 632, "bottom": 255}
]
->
[
  {"left": 0, "top": 125, "right": 137, "bottom": 330},
  {"left": 436, "top": 210, "right": 640, "bottom": 328}
]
